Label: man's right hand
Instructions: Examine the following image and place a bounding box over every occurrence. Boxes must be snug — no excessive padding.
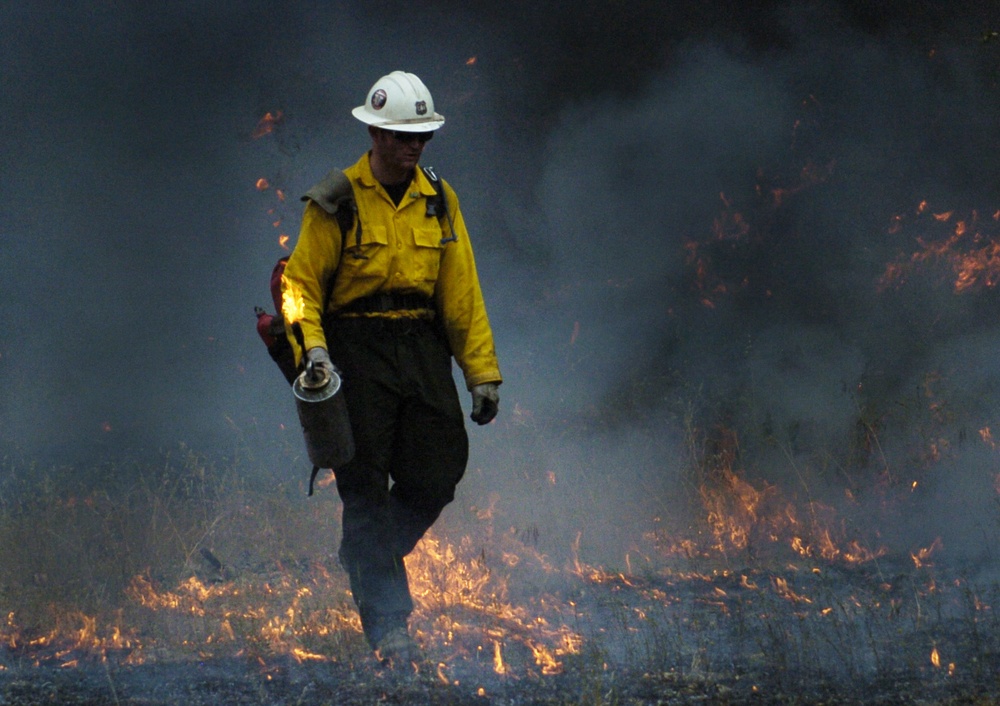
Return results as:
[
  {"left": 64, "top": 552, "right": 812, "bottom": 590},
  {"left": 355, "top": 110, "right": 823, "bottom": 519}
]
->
[{"left": 305, "top": 347, "right": 336, "bottom": 380}]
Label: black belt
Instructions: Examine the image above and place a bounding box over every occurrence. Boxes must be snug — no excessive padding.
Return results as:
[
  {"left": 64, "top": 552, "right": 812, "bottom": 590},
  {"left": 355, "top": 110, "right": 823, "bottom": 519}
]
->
[{"left": 334, "top": 291, "right": 434, "bottom": 316}]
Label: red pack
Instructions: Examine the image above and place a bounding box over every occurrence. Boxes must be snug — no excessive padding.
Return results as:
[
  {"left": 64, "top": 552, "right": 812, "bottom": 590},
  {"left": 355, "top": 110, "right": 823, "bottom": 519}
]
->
[{"left": 254, "top": 256, "right": 298, "bottom": 384}]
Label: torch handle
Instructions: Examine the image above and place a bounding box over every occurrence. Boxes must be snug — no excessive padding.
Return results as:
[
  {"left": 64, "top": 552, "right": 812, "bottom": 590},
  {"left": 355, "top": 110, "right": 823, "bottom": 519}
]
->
[{"left": 291, "top": 321, "right": 307, "bottom": 356}]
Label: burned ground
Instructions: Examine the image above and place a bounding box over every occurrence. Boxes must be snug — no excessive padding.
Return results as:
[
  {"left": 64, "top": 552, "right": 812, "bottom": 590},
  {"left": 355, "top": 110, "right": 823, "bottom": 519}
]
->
[
  {"left": 2, "top": 438, "right": 999, "bottom": 705},
  {"left": 1, "top": 557, "right": 997, "bottom": 705}
]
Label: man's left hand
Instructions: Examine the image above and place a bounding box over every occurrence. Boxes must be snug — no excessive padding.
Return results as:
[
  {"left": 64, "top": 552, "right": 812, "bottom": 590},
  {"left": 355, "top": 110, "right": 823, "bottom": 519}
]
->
[{"left": 470, "top": 383, "right": 499, "bottom": 425}]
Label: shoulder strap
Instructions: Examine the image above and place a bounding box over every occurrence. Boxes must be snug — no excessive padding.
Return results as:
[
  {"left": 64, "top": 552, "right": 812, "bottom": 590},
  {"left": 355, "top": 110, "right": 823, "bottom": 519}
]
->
[
  {"left": 422, "top": 166, "right": 456, "bottom": 243},
  {"left": 299, "top": 170, "right": 362, "bottom": 316},
  {"left": 302, "top": 169, "right": 352, "bottom": 217},
  {"left": 301, "top": 170, "right": 365, "bottom": 258}
]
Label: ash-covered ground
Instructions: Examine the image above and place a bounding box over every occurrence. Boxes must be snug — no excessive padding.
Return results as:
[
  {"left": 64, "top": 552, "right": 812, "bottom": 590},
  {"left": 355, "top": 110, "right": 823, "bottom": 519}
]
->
[
  {"left": 1, "top": 436, "right": 1000, "bottom": 705},
  {"left": 2, "top": 558, "right": 997, "bottom": 706}
]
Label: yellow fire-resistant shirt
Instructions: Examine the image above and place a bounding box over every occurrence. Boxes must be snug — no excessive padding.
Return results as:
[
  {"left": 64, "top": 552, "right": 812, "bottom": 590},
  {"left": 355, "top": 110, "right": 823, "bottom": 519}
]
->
[{"left": 282, "top": 153, "right": 502, "bottom": 390}]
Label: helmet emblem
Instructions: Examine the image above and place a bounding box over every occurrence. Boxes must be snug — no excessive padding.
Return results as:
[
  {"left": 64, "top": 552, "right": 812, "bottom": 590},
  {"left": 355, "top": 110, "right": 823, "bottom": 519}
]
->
[
  {"left": 371, "top": 89, "right": 387, "bottom": 110},
  {"left": 415, "top": 100, "right": 427, "bottom": 115}
]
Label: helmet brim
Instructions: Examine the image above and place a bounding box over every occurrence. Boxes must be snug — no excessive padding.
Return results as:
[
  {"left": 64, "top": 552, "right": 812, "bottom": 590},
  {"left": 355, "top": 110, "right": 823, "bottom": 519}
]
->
[{"left": 352, "top": 105, "right": 445, "bottom": 131}]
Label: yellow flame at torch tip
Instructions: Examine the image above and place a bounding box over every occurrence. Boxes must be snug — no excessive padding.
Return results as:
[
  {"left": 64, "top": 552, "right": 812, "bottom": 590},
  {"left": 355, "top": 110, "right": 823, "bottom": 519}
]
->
[{"left": 281, "top": 275, "right": 305, "bottom": 325}]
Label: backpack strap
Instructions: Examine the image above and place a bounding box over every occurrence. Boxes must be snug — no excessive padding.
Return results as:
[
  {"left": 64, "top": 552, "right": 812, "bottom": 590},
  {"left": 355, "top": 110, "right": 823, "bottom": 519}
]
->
[
  {"left": 301, "top": 169, "right": 352, "bottom": 217},
  {"left": 421, "top": 166, "right": 456, "bottom": 244},
  {"left": 302, "top": 170, "right": 366, "bottom": 259}
]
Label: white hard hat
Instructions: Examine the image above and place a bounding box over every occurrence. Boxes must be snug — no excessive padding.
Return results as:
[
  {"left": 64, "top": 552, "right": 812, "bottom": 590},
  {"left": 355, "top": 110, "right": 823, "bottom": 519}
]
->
[{"left": 352, "top": 71, "right": 445, "bottom": 132}]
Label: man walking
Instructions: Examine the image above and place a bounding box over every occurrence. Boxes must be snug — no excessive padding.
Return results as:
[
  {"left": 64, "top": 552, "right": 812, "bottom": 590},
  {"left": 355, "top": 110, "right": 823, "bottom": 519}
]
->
[{"left": 282, "top": 70, "right": 502, "bottom": 664}]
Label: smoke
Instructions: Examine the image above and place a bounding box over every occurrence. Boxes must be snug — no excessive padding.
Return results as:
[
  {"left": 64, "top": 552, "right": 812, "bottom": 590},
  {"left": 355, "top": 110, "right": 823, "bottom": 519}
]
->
[
  {"left": 3, "top": 1, "right": 1000, "bottom": 569},
  {"left": 457, "top": 3, "right": 1000, "bottom": 565}
]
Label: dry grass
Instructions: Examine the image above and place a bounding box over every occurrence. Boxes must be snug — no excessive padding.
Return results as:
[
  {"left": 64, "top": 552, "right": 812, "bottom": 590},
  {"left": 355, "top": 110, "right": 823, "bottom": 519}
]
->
[{"left": 1, "top": 406, "right": 999, "bottom": 704}]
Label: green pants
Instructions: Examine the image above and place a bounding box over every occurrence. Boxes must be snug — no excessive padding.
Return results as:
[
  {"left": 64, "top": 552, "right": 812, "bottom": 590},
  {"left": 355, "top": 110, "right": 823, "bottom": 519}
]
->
[{"left": 325, "top": 316, "right": 469, "bottom": 646}]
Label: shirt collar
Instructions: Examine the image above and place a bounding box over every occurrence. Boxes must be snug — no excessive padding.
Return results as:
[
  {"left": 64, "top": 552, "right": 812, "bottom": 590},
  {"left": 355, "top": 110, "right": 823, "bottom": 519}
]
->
[{"left": 356, "top": 152, "right": 436, "bottom": 198}]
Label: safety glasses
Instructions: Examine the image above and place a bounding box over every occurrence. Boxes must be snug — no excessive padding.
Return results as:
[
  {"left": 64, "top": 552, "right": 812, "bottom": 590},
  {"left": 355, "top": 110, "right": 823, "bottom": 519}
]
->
[{"left": 389, "top": 129, "right": 434, "bottom": 144}]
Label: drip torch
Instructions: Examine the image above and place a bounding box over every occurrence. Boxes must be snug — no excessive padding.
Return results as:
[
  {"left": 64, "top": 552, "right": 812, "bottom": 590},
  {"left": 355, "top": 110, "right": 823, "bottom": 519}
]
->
[{"left": 290, "top": 322, "right": 355, "bottom": 495}]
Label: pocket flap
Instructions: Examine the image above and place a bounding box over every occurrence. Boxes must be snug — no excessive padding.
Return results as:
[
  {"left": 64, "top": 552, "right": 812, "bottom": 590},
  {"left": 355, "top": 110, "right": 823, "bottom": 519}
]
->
[{"left": 413, "top": 227, "right": 443, "bottom": 248}]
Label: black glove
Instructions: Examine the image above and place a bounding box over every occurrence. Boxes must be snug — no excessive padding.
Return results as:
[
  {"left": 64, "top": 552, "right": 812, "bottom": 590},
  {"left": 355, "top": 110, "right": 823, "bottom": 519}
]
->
[{"left": 470, "top": 383, "right": 499, "bottom": 425}]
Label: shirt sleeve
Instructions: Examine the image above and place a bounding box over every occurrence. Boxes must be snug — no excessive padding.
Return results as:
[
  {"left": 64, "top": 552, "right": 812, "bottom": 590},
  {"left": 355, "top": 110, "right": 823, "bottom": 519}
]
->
[
  {"left": 281, "top": 200, "right": 342, "bottom": 364},
  {"left": 435, "top": 183, "right": 503, "bottom": 389}
]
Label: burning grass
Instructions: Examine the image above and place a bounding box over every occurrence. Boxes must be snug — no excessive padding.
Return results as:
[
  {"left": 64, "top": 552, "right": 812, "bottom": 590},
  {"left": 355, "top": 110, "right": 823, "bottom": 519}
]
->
[{"left": 2, "top": 419, "right": 1000, "bottom": 705}]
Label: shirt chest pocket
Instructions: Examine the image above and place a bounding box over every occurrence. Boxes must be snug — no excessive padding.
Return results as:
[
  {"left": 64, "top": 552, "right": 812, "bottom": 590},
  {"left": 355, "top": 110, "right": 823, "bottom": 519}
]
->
[
  {"left": 412, "top": 226, "right": 444, "bottom": 282},
  {"left": 340, "top": 225, "right": 389, "bottom": 279}
]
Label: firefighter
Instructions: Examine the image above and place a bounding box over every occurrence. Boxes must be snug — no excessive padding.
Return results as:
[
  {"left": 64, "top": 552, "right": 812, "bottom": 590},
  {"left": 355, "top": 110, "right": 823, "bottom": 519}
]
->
[{"left": 281, "top": 70, "right": 502, "bottom": 663}]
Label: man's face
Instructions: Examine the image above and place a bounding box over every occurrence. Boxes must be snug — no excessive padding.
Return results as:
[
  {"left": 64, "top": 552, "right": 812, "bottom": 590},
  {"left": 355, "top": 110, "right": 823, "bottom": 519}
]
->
[{"left": 371, "top": 128, "right": 433, "bottom": 176}]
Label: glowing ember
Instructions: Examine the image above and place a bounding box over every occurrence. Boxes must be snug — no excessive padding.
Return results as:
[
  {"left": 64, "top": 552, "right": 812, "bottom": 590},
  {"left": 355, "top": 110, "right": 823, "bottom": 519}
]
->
[
  {"left": 911, "top": 538, "right": 943, "bottom": 569},
  {"left": 878, "top": 201, "right": 1000, "bottom": 293},
  {"left": 255, "top": 177, "right": 270, "bottom": 191},
  {"left": 684, "top": 160, "right": 831, "bottom": 308},
  {"left": 252, "top": 111, "right": 284, "bottom": 139}
]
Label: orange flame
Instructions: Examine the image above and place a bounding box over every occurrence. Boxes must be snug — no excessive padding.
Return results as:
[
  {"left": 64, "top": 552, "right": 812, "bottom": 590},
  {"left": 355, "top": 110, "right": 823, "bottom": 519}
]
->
[
  {"left": 911, "top": 538, "right": 943, "bottom": 569},
  {"left": 281, "top": 276, "right": 305, "bottom": 325},
  {"left": 493, "top": 639, "right": 506, "bottom": 674},
  {"left": 878, "top": 202, "right": 1000, "bottom": 294},
  {"left": 687, "top": 429, "right": 885, "bottom": 565},
  {"left": 528, "top": 640, "right": 562, "bottom": 675}
]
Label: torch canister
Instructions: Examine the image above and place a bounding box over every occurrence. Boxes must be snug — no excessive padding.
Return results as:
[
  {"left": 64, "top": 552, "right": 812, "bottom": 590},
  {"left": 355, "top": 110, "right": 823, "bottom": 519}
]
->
[{"left": 292, "top": 363, "right": 355, "bottom": 471}]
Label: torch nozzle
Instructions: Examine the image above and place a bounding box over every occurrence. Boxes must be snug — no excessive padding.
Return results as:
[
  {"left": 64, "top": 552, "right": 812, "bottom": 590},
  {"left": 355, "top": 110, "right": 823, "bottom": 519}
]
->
[{"left": 303, "top": 359, "right": 330, "bottom": 388}]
